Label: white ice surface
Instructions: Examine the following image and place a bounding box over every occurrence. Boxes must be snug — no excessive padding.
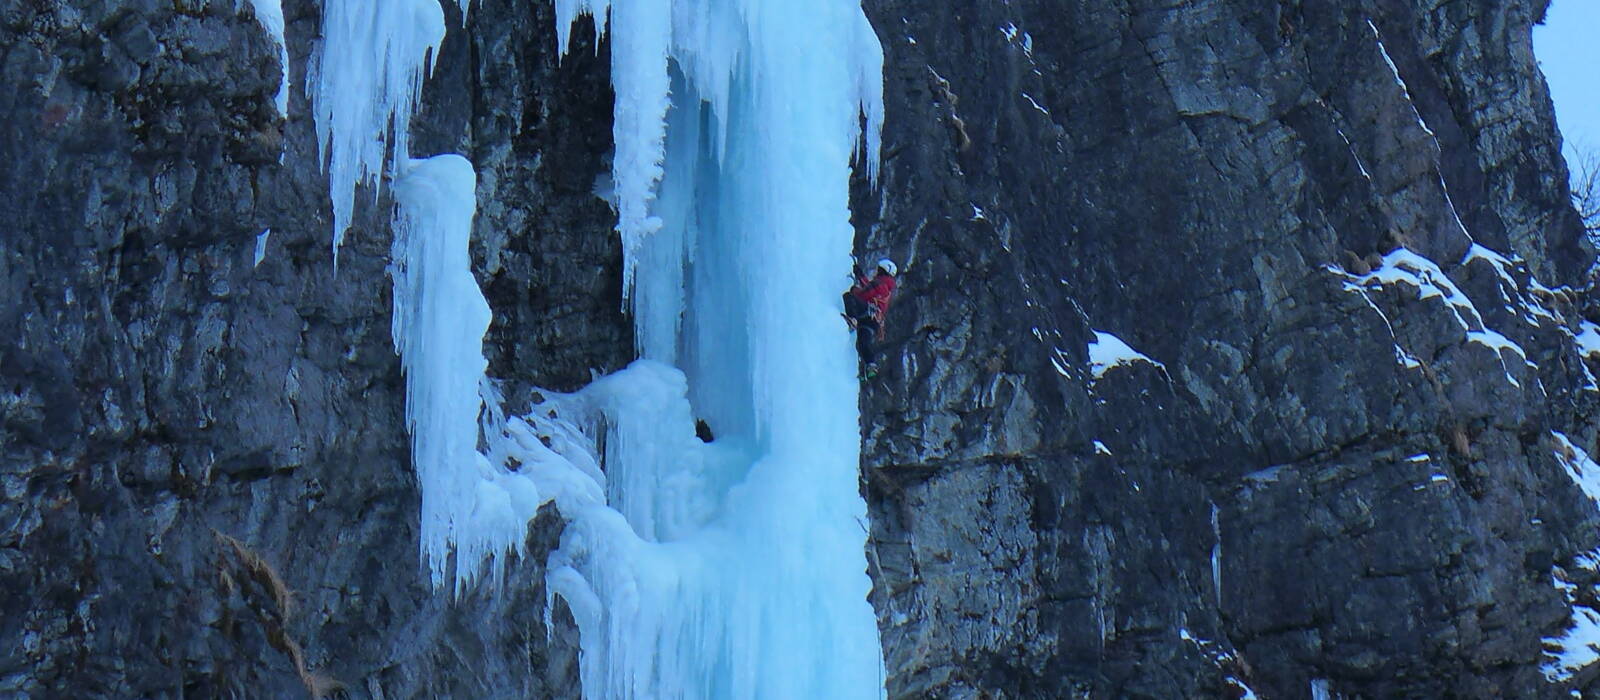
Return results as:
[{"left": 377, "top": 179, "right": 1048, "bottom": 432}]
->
[
  {"left": 311, "top": 1, "right": 888, "bottom": 692},
  {"left": 557, "top": 0, "right": 884, "bottom": 305},
  {"left": 253, "top": 229, "right": 270, "bottom": 267},
  {"left": 1210, "top": 503, "right": 1221, "bottom": 608},
  {"left": 247, "top": 0, "right": 289, "bottom": 117},
  {"left": 1311, "top": 678, "right": 1334, "bottom": 700}
]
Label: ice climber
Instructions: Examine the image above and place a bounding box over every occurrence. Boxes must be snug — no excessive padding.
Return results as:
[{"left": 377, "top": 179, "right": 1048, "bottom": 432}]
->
[{"left": 843, "top": 258, "right": 898, "bottom": 379}]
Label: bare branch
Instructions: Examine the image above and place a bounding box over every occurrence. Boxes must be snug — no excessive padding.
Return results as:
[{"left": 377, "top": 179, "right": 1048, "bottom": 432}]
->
[{"left": 1572, "top": 145, "right": 1600, "bottom": 237}]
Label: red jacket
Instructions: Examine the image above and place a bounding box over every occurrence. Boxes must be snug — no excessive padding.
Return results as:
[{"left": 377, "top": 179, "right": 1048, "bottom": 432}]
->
[{"left": 852, "top": 273, "right": 897, "bottom": 320}]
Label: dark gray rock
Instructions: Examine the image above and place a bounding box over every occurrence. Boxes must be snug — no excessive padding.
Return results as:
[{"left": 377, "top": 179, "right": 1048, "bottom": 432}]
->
[
  {"left": 0, "top": 0, "right": 620, "bottom": 696},
  {"left": 855, "top": 0, "right": 1600, "bottom": 697},
  {"left": 5, "top": 0, "right": 1599, "bottom": 697}
]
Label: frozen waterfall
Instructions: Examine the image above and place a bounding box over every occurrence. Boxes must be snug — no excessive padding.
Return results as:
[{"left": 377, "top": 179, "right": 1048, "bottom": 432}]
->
[
  {"left": 547, "top": 0, "right": 887, "bottom": 695},
  {"left": 308, "top": 0, "right": 886, "bottom": 695}
]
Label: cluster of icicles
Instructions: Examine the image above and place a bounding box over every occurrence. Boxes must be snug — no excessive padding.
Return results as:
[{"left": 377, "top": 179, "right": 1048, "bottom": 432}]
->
[{"left": 276, "top": 0, "right": 887, "bottom": 695}]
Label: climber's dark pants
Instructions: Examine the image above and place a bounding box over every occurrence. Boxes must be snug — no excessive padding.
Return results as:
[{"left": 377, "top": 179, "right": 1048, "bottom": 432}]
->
[{"left": 843, "top": 292, "right": 878, "bottom": 364}]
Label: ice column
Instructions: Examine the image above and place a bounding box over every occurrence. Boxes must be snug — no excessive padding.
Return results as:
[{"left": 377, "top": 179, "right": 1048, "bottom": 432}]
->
[
  {"left": 548, "top": 0, "right": 888, "bottom": 696},
  {"left": 391, "top": 155, "right": 546, "bottom": 592}
]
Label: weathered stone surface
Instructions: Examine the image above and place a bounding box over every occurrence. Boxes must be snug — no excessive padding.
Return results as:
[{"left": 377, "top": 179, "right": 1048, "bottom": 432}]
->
[
  {"left": 855, "top": 0, "right": 1600, "bottom": 697},
  {"left": 4, "top": 0, "right": 1598, "bottom": 697},
  {"left": 0, "top": 0, "right": 619, "bottom": 696}
]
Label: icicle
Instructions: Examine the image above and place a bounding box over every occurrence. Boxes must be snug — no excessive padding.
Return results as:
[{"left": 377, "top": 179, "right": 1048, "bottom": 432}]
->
[
  {"left": 308, "top": 0, "right": 446, "bottom": 264},
  {"left": 555, "top": 0, "right": 612, "bottom": 57},
  {"left": 851, "top": 9, "right": 886, "bottom": 184}
]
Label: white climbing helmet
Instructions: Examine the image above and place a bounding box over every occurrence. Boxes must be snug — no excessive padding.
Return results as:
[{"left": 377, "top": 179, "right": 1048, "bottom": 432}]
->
[{"left": 877, "top": 258, "right": 897, "bottom": 276}]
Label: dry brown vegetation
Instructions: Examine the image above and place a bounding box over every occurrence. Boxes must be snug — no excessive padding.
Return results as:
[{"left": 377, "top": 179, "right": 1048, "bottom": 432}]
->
[
  {"left": 215, "top": 532, "right": 294, "bottom": 618},
  {"left": 1448, "top": 424, "right": 1472, "bottom": 459},
  {"left": 213, "top": 530, "right": 344, "bottom": 699},
  {"left": 928, "top": 68, "right": 972, "bottom": 153},
  {"left": 1342, "top": 249, "right": 1371, "bottom": 275},
  {"left": 1552, "top": 433, "right": 1579, "bottom": 462}
]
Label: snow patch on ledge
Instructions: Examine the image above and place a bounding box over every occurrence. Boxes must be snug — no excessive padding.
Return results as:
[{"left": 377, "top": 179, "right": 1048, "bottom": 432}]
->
[
  {"left": 1088, "top": 330, "right": 1164, "bottom": 379},
  {"left": 1326, "top": 263, "right": 1422, "bottom": 370},
  {"left": 1461, "top": 243, "right": 1571, "bottom": 330},
  {"left": 1544, "top": 565, "right": 1600, "bottom": 683},
  {"left": 1541, "top": 435, "right": 1600, "bottom": 681},
  {"left": 1179, "top": 626, "right": 1255, "bottom": 697},
  {"left": 1559, "top": 321, "right": 1600, "bottom": 392},
  {"left": 1575, "top": 321, "right": 1600, "bottom": 359},
  {"left": 1552, "top": 430, "right": 1600, "bottom": 504},
  {"left": 1021, "top": 92, "right": 1050, "bottom": 116},
  {"left": 1464, "top": 243, "right": 1518, "bottom": 286},
  {"left": 1333, "top": 247, "right": 1529, "bottom": 386}
]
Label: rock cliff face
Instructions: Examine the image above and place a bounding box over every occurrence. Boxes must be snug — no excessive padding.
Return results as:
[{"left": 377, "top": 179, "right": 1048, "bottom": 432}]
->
[
  {"left": 1, "top": 0, "right": 1596, "bottom": 699},
  {"left": 855, "top": 0, "right": 1600, "bottom": 697},
  {"left": 1, "top": 0, "right": 610, "bottom": 696}
]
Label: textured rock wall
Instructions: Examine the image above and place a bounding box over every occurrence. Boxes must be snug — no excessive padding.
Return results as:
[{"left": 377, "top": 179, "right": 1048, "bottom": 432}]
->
[
  {"left": 5, "top": 0, "right": 1598, "bottom": 697},
  {"left": 0, "top": 0, "right": 619, "bottom": 696},
  {"left": 855, "top": 0, "right": 1600, "bottom": 697}
]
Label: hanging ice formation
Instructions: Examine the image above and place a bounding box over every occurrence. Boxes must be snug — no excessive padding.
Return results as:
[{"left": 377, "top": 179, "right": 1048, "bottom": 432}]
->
[
  {"left": 310, "top": 0, "right": 567, "bottom": 592},
  {"left": 308, "top": 0, "right": 450, "bottom": 262},
  {"left": 543, "top": 0, "right": 887, "bottom": 695},
  {"left": 391, "top": 154, "right": 578, "bottom": 592},
  {"left": 308, "top": 0, "right": 887, "bottom": 693}
]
